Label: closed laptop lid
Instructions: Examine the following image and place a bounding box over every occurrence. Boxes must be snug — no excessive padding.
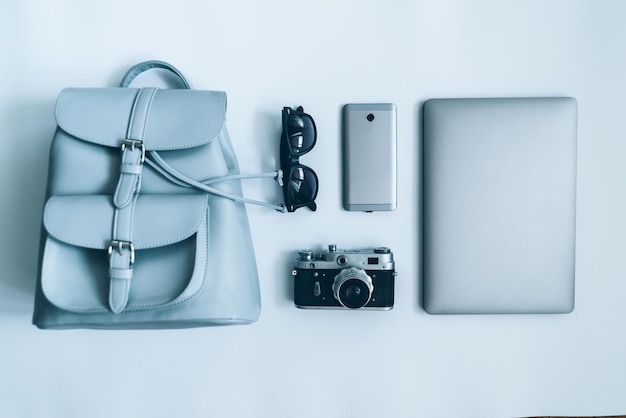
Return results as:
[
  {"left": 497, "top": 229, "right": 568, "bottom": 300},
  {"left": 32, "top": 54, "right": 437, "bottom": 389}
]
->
[{"left": 423, "top": 97, "right": 577, "bottom": 314}]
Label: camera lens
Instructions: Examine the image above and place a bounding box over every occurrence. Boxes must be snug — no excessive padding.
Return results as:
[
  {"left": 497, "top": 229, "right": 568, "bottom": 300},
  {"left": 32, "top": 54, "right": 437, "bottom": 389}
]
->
[
  {"left": 340, "top": 281, "right": 369, "bottom": 308},
  {"left": 366, "top": 113, "right": 375, "bottom": 122},
  {"left": 332, "top": 268, "right": 373, "bottom": 309}
]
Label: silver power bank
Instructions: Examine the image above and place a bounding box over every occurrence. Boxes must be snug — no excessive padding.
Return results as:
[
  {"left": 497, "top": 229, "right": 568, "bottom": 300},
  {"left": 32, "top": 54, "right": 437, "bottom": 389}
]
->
[{"left": 342, "top": 103, "right": 397, "bottom": 211}]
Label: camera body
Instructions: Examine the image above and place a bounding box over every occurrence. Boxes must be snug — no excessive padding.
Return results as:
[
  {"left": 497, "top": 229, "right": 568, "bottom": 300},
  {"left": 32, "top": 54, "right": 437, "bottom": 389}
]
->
[{"left": 293, "top": 244, "right": 395, "bottom": 309}]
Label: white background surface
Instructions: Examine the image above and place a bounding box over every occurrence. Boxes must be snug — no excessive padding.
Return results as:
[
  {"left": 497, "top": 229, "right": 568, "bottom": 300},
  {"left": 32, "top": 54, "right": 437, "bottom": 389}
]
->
[{"left": 1, "top": 1, "right": 625, "bottom": 417}]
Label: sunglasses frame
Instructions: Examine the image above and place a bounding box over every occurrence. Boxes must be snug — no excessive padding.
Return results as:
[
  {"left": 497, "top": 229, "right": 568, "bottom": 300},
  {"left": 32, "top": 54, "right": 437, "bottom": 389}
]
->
[{"left": 280, "top": 106, "right": 319, "bottom": 212}]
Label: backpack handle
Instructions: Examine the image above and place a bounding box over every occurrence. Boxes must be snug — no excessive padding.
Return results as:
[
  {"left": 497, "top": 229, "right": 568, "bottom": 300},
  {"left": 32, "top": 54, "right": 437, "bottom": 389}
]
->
[{"left": 119, "top": 60, "right": 191, "bottom": 89}]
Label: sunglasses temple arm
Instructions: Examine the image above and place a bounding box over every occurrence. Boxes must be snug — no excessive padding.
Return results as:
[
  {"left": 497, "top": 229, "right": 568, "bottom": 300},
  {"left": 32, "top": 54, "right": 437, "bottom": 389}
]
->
[{"left": 145, "top": 152, "right": 287, "bottom": 212}]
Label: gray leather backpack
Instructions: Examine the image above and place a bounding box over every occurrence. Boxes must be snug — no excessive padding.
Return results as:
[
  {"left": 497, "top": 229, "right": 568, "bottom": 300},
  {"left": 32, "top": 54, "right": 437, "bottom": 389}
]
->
[{"left": 33, "top": 61, "right": 274, "bottom": 329}]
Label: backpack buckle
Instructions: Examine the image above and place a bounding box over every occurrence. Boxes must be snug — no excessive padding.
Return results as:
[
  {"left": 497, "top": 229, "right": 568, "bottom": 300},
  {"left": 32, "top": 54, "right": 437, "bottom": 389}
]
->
[
  {"left": 121, "top": 139, "right": 145, "bottom": 163},
  {"left": 108, "top": 240, "right": 135, "bottom": 265}
]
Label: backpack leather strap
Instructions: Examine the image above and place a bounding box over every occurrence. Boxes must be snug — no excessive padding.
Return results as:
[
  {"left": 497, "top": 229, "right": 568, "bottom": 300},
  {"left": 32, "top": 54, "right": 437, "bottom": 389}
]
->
[{"left": 119, "top": 60, "right": 191, "bottom": 89}]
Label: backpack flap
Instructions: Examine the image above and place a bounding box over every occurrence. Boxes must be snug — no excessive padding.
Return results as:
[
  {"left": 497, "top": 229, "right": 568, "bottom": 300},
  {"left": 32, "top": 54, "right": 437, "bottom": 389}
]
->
[
  {"left": 55, "top": 88, "right": 225, "bottom": 150},
  {"left": 41, "top": 194, "right": 210, "bottom": 314},
  {"left": 50, "top": 87, "right": 230, "bottom": 197}
]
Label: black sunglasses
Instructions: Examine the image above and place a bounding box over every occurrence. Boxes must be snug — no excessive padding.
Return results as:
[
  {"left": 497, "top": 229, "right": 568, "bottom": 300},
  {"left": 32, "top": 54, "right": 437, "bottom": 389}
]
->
[{"left": 280, "top": 106, "right": 319, "bottom": 212}]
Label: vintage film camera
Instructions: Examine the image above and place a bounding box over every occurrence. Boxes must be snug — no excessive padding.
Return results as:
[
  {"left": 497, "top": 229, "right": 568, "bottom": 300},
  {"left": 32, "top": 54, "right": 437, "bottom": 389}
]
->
[{"left": 293, "top": 244, "right": 395, "bottom": 309}]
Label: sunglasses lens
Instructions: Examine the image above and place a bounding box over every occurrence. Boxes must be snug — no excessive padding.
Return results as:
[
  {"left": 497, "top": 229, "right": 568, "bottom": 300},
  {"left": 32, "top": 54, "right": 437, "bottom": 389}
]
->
[
  {"left": 287, "top": 114, "right": 316, "bottom": 154},
  {"left": 287, "top": 166, "right": 318, "bottom": 207}
]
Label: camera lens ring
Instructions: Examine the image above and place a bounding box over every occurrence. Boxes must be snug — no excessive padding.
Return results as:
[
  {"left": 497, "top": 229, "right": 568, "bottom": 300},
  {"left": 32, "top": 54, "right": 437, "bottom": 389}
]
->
[{"left": 332, "top": 268, "right": 373, "bottom": 309}]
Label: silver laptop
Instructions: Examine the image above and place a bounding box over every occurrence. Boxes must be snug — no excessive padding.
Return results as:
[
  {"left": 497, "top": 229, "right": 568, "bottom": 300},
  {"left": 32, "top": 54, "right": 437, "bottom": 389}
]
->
[{"left": 422, "top": 97, "right": 577, "bottom": 314}]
